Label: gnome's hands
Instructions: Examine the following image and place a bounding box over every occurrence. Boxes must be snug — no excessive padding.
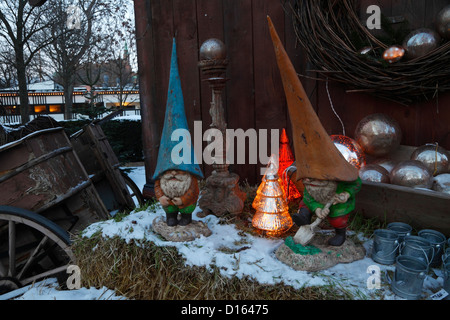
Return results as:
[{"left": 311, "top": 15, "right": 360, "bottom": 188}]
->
[
  {"left": 159, "top": 195, "right": 171, "bottom": 207},
  {"left": 315, "top": 207, "right": 330, "bottom": 219},
  {"left": 172, "top": 197, "right": 183, "bottom": 206},
  {"left": 333, "top": 192, "right": 350, "bottom": 205}
]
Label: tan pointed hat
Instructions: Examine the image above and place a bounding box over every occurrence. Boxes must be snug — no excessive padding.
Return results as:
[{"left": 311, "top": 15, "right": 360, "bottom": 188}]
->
[{"left": 267, "top": 16, "right": 358, "bottom": 182}]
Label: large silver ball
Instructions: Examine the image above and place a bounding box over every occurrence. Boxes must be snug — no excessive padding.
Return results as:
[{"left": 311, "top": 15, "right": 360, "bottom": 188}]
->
[
  {"left": 410, "top": 144, "right": 450, "bottom": 176},
  {"left": 355, "top": 114, "right": 402, "bottom": 157},
  {"left": 390, "top": 160, "right": 433, "bottom": 189},
  {"left": 436, "top": 5, "right": 450, "bottom": 40},
  {"left": 402, "top": 28, "right": 441, "bottom": 60},
  {"left": 359, "top": 164, "right": 390, "bottom": 183},
  {"left": 199, "top": 38, "right": 227, "bottom": 61},
  {"left": 431, "top": 173, "right": 450, "bottom": 194},
  {"left": 370, "top": 158, "right": 398, "bottom": 174}
]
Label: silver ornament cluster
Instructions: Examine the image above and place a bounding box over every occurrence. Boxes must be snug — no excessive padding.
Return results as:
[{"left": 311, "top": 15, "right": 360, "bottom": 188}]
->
[{"left": 353, "top": 114, "right": 450, "bottom": 194}]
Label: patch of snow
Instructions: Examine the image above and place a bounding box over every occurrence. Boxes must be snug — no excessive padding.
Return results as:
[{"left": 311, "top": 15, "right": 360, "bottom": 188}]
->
[
  {"left": 0, "top": 278, "right": 126, "bottom": 301},
  {"left": 112, "top": 115, "right": 141, "bottom": 122},
  {"left": 15, "top": 280, "right": 125, "bottom": 300}
]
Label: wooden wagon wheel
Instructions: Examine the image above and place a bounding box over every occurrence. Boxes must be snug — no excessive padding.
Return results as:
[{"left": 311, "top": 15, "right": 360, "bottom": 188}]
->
[
  {"left": 120, "top": 170, "right": 145, "bottom": 207},
  {"left": 0, "top": 206, "right": 74, "bottom": 294}
]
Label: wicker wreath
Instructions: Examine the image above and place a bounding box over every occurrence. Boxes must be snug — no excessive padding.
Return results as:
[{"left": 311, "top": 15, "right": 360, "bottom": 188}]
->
[{"left": 289, "top": 0, "right": 450, "bottom": 105}]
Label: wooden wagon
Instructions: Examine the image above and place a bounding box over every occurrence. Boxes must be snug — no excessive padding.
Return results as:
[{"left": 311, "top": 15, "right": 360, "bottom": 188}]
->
[
  {"left": 70, "top": 123, "right": 144, "bottom": 212},
  {"left": 0, "top": 124, "right": 143, "bottom": 294}
]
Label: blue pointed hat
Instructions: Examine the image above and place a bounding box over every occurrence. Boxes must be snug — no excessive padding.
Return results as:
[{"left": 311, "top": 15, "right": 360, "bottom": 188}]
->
[{"left": 152, "top": 39, "right": 203, "bottom": 180}]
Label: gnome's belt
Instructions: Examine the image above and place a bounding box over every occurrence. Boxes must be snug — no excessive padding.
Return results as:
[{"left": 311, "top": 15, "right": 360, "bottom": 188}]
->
[{"left": 163, "top": 204, "right": 196, "bottom": 214}]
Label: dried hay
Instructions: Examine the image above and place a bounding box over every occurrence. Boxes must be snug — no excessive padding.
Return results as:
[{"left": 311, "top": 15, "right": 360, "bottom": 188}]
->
[{"left": 71, "top": 232, "right": 349, "bottom": 300}]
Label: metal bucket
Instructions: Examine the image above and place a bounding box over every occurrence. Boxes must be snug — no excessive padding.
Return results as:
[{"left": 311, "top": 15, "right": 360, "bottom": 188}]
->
[
  {"left": 391, "top": 255, "right": 428, "bottom": 300},
  {"left": 443, "top": 248, "right": 450, "bottom": 266},
  {"left": 418, "top": 229, "right": 446, "bottom": 268},
  {"left": 444, "top": 263, "right": 450, "bottom": 300},
  {"left": 400, "top": 235, "right": 434, "bottom": 266},
  {"left": 371, "top": 229, "right": 400, "bottom": 265},
  {"left": 387, "top": 222, "right": 412, "bottom": 243}
]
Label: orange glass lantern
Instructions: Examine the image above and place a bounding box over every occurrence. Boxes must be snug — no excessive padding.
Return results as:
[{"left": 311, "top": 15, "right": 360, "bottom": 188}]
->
[
  {"left": 330, "top": 135, "right": 366, "bottom": 170},
  {"left": 278, "top": 128, "right": 302, "bottom": 202},
  {"left": 252, "top": 156, "right": 293, "bottom": 236}
]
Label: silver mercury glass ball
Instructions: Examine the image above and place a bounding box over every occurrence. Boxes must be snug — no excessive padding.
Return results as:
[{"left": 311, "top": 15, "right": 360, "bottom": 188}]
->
[
  {"left": 410, "top": 143, "right": 450, "bottom": 176},
  {"left": 436, "top": 5, "right": 450, "bottom": 40},
  {"left": 199, "top": 38, "right": 227, "bottom": 61},
  {"left": 355, "top": 113, "right": 402, "bottom": 157},
  {"left": 370, "top": 158, "right": 398, "bottom": 174},
  {"left": 390, "top": 160, "right": 433, "bottom": 189},
  {"left": 359, "top": 164, "right": 390, "bottom": 183},
  {"left": 402, "top": 28, "right": 441, "bottom": 60},
  {"left": 358, "top": 46, "right": 374, "bottom": 56},
  {"left": 431, "top": 173, "right": 450, "bottom": 194}
]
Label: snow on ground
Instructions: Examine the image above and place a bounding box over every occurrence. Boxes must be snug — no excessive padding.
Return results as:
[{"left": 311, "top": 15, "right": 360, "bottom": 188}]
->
[
  {"left": 1, "top": 165, "right": 447, "bottom": 300},
  {"left": 3, "top": 278, "right": 125, "bottom": 300}
]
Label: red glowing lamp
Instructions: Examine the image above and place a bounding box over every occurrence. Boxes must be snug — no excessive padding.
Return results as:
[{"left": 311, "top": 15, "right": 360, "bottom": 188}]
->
[{"left": 278, "top": 129, "right": 301, "bottom": 202}]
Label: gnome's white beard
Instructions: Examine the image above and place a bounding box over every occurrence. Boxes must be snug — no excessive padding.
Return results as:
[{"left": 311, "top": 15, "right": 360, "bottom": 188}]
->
[
  {"left": 160, "top": 171, "right": 192, "bottom": 199},
  {"left": 304, "top": 180, "right": 337, "bottom": 205}
]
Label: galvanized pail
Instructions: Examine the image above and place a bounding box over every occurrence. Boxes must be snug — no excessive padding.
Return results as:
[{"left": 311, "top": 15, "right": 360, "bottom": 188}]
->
[
  {"left": 372, "top": 229, "right": 400, "bottom": 265},
  {"left": 418, "top": 229, "right": 446, "bottom": 268},
  {"left": 400, "top": 236, "right": 434, "bottom": 266},
  {"left": 443, "top": 248, "right": 450, "bottom": 266},
  {"left": 444, "top": 263, "right": 450, "bottom": 296},
  {"left": 387, "top": 222, "right": 412, "bottom": 243},
  {"left": 391, "top": 255, "right": 428, "bottom": 300}
]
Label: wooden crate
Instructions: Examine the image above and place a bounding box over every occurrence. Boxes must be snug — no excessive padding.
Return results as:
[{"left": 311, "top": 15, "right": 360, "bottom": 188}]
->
[{"left": 356, "top": 145, "right": 450, "bottom": 237}]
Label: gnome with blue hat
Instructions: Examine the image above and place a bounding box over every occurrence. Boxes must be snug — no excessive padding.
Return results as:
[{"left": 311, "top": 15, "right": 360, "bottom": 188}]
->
[{"left": 153, "top": 39, "right": 204, "bottom": 227}]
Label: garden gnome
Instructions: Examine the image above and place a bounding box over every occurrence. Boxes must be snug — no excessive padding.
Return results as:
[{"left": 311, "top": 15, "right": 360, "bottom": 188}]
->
[
  {"left": 268, "top": 17, "right": 361, "bottom": 246},
  {"left": 153, "top": 38, "right": 204, "bottom": 227}
]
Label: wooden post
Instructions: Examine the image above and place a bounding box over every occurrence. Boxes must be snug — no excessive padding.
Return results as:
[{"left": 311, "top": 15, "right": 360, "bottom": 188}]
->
[{"left": 133, "top": 0, "right": 159, "bottom": 199}]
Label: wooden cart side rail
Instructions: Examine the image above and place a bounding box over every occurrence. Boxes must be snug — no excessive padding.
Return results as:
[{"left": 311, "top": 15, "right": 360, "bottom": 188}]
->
[
  {"left": 64, "top": 128, "right": 110, "bottom": 220},
  {"left": 34, "top": 180, "right": 92, "bottom": 214},
  {"left": 0, "top": 146, "right": 73, "bottom": 184},
  {"left": 85, "top": 125, "right": 136, "bottom": 209},
  {"left": 0, "top": 128, "right": 64, "bottom": 153}
]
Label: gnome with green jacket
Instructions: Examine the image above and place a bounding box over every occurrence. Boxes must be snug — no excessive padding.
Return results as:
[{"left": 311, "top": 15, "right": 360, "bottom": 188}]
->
[{"left": 153, "top": 38, "right": 203, "bottom": 227}]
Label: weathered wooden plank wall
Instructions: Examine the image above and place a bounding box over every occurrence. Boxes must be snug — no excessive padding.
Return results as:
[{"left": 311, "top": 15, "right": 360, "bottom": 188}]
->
[{"left": 134, "top": 0, "right": 450, "bottom": 197}]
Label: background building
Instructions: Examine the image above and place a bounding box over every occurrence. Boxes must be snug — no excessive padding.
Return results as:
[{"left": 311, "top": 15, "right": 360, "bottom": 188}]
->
[{"left": 0, "top": 79, "right": 140, "bottom": 124}]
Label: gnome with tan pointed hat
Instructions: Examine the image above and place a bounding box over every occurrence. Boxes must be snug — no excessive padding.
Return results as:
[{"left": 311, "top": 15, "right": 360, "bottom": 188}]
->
[{"left": 267, "top": 16, "right": 361, "bottom": 246}]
